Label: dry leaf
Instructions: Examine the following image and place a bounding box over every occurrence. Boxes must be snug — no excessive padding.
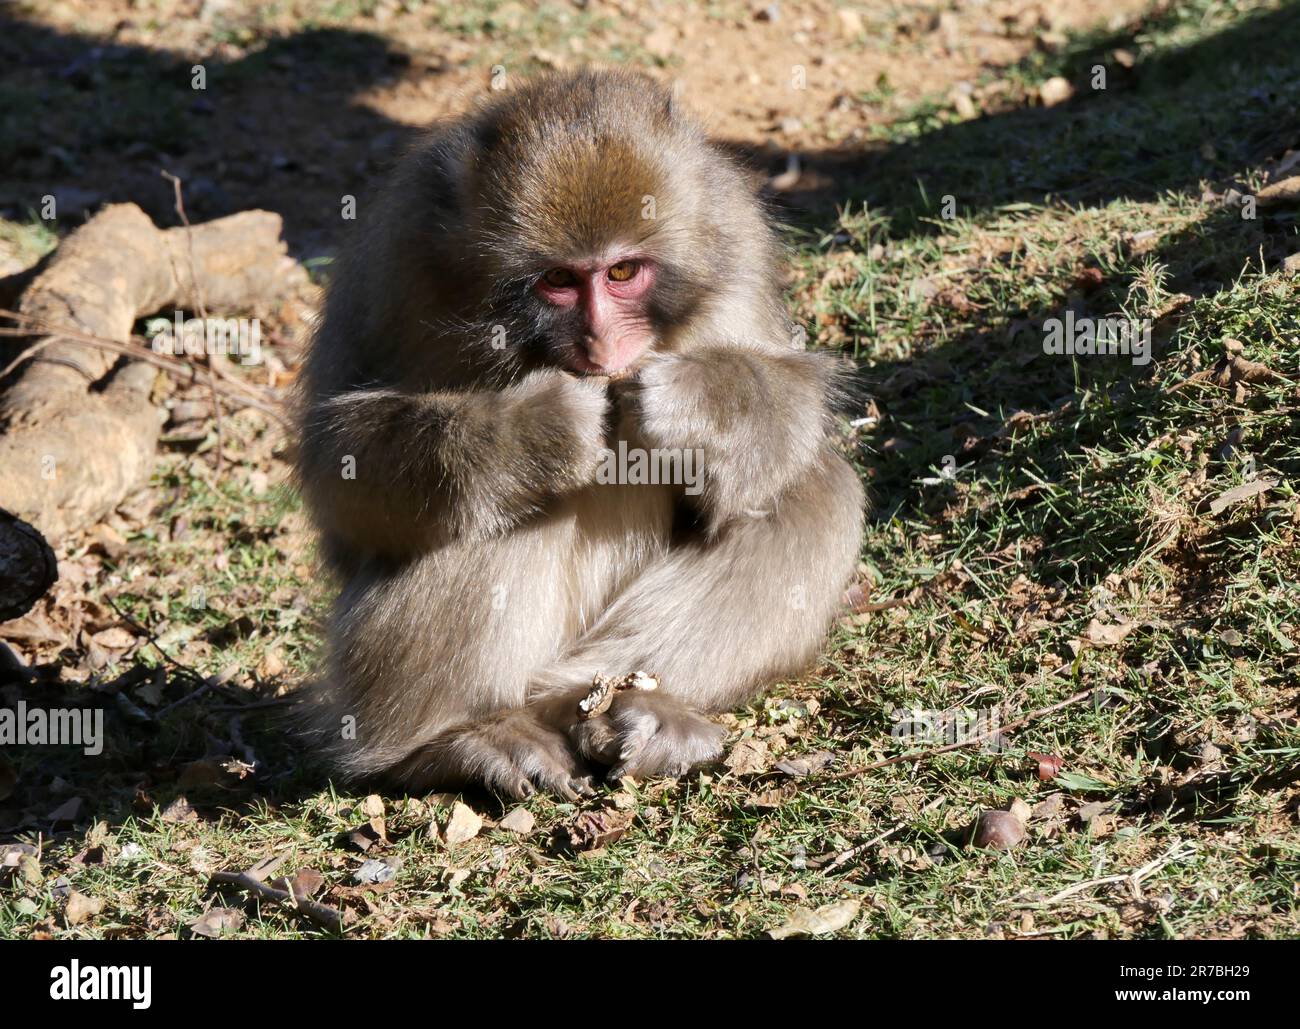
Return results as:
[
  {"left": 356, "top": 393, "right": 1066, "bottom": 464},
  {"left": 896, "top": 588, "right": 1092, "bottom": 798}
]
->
[
  {"left": 769, "top": 899, "right": 861, "bottom": 939},
  {"left": 279, "top": 867, "right": 325, "bottom": 900},
  {"left": 64, "top": 889, "right": 103, "bottom": 926},
  {"left": 160, "top": 796, "right": 196, "bottom": 823},
  {"left": 724, "top": 738, "right": 771, "bottom": 775},
  {"left": 1028, "top": 751, "right": 1064, "bottom": 781},
  {"left": 1085, "top": 619, "right": 1137, "bottom": 646},
  {"left": 563, "top": 807, "right": 634, "bottom": 852},
  {"left": 1209, "top": 477, "right": 1278, "bottom": 516},
  {"left": 46, "top": 797, "right": 83, "bottom": 823},
  {"left": 774, "top": 750, "right": 835, "bottom": 777},
  {"left": 188, "top": 907, "right": 245, "bottom": 938},
  {"left": 357, "top": 794, "right": 385, "bottom": 819},
  {"left": 91, "top": 627, "right": 136, "bottom": 650}
]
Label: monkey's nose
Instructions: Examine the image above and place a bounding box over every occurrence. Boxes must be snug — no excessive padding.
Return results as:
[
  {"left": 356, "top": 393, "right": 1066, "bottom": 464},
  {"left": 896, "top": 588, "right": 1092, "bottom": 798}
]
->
[{"left": 582, "top": 338, "right": 619, "bottom": 371}]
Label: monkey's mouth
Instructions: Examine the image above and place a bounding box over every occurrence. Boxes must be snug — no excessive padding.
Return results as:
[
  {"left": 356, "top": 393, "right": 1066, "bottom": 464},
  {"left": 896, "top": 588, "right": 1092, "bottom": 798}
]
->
[{"left": 566, "top": 352, "right": 637, "bottom": 380}]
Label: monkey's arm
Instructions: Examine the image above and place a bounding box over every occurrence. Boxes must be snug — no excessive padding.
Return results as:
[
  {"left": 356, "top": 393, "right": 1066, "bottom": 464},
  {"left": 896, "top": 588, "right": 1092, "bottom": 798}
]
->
[
  {"left": 628, "top": 345, "right": 834, "bottom": 532},
  {"left": 298, "top": 371, "right": 608, "bottom": 554}
]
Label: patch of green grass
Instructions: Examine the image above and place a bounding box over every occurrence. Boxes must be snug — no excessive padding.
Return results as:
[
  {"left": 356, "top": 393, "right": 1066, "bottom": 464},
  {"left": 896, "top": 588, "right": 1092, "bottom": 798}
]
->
[{"left": 0, "top": 216, "right": 58, "bottom": 265}]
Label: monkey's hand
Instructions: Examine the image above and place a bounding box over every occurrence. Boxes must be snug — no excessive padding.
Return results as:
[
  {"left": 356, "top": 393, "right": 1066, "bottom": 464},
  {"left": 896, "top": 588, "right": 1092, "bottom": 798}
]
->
[
  {"left": 499, "top": 369, "right": 612, "bottom": 493},
  {"left": 299, "top": 371, "right": 609, "bottom": 551},
  {"left": 568, "top": 690, "right": 724, "bottom": 781},
  {"left": 392, "top": 708, "right": 597, "bottom": 801},
  {"left": 627, "top": 346, "right": 832, "bottom": 532}
]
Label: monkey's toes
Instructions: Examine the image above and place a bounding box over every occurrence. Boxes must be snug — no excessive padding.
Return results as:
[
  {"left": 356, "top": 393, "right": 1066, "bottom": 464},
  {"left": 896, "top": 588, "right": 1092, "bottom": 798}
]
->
[
  {"left": 569, "top": 716, "right": 623, "bottom": 765},
  {"left": 605, "top": 699, "right": 725, "bottom": 782},
  {"left": 468, "top": 715, "right": 596, "bottom": 801}
]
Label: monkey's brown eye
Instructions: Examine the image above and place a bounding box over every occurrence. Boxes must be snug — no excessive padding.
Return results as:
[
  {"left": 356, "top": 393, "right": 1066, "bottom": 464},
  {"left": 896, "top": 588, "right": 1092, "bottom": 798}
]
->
[
  {"left": 542, "top": 268, "right": 577, "bottom": 288},
  {"left": 607, "top": 261, "right": 638, "bottom": 282}
]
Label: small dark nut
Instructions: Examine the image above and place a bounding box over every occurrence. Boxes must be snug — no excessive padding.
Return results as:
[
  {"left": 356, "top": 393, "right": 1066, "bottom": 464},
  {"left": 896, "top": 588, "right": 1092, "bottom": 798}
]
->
[{"left": 973, "top": 809, "right": 1026, "bottom": 850}]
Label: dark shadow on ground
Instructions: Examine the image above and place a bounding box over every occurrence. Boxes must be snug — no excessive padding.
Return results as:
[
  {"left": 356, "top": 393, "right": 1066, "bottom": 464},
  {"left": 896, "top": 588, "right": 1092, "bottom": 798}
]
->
[{"left": 0, "top": 16, "right": 430, "bottom": 255}]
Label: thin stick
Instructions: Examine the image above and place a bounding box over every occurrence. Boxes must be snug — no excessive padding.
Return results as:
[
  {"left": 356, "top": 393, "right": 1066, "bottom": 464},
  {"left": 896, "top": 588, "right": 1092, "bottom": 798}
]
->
[
  {"left": 0, "top": 307, "right": 288, "bottom": 424},
  {"left": 162, "top": 170, "right": 225, "bottom": 475},
  {"left": 0, "top": 336, "right": 55, "bottom": 381},
  {"left": 209, "top": 869, "right": 345, "bottom": 933},
  {"left": 820, "top": 686, "right": 1098, "bottom": 781},
  {"left": 819, "top": 796, "right": 945, "bottom": 872},
  {"left": 1031, "top": 840, "right": 1196, "bottom": 908}
]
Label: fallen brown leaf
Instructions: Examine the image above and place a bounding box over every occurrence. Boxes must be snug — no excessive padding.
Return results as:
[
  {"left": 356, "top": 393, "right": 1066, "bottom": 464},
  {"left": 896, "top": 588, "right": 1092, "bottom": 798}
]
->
[{"left": 769, "top": 899, "right": 861, "bottom": 939}]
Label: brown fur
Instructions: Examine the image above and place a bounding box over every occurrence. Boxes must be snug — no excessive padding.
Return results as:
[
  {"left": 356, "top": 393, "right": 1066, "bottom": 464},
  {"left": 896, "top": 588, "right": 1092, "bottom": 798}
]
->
[{"left": 294, "top": 69, "right": 866, "bottom": 799}]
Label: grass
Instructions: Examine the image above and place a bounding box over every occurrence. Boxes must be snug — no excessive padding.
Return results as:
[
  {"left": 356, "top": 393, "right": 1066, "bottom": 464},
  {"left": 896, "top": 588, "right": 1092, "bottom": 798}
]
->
[{"left": 2, "top": 0, "right": 1298, "bottom": 939}]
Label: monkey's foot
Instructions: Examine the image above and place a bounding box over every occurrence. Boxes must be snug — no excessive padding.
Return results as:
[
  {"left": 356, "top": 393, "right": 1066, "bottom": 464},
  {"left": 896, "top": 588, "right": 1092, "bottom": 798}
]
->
[
  {"left": 570, "top": 691, "right": 724, "bottom": 781},
  {"left": 398, "top": 711, "right": 597, "bottom": 801}
]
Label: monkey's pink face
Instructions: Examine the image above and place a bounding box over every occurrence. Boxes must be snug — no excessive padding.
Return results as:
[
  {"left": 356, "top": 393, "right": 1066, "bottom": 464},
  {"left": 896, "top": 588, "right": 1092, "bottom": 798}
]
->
[{"left": 533, "top": 257, "right": 658, "bottom": 376}]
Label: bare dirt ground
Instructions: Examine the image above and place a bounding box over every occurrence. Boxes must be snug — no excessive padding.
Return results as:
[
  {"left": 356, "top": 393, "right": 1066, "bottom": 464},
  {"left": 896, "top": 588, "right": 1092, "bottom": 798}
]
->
[{"left": 3, "top": 0, "right": 1151, "bottom": 254}]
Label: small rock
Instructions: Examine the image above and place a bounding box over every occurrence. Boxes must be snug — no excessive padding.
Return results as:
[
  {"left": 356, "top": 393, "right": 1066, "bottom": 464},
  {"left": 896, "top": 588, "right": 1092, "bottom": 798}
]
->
[
  {"left": 442, "top": 801, "right": 483, "bottom": 844},
  {"left": 354, "top": 856, "right": 401, "bottom": 884},
  {"left": 1039, "top": 76, "right": 1074, "bottom": 107},
  {"left": 950, "top": 90, "right": 977, "bottom": 119},
  {"left": 837, "top": 9, "right": 864, "bottom": 37},
  {"left": 498, "top": 807, "right": 535, "bottom": 834}
]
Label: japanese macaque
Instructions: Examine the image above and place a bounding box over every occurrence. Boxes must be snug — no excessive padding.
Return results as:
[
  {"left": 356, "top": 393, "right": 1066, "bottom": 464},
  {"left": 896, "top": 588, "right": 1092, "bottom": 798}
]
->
[{"left": 294, "top": 69, "right": 865, "bottom": 799}]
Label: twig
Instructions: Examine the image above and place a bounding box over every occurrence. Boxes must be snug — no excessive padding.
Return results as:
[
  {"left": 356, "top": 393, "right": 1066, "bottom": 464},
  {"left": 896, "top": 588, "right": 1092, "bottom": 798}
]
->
[
  {"left": 818, "top": 796, "right": 945, "bottom": 872},
  {"left": 0, "top": 336, "right": 55, "bottom": 381},
  {"left": 209, "top": 869, "right": 345, "bottom": 933},
  {"left": 161, "top": 170, "right": 225, "bottom": 475},
  {"left": 0, "top": 307, "right": 288, "bottom": 424},
  {"left": 820, "top": 686, "right": 1099, "bottom": 781},
  {"left": 104, "top": 597, "right": 205, "bottom": 684},
  {"left": 155, "top": 664, "right": 241, "bottom": 717},
  {"left": 1031, "top": 840, "right": 1196, "bottom": 908}
]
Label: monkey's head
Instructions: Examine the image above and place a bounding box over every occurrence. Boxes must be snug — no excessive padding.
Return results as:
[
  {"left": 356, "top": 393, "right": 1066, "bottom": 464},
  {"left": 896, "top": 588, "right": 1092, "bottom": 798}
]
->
[{"left": 460, "top": 70, "right": 733, "bottom": 379}]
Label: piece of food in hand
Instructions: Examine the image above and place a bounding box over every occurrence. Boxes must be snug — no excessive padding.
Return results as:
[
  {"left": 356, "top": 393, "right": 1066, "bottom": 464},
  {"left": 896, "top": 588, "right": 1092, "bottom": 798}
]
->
[{"left": 577, "top": 669, "right": 660, "bottom": 720}]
